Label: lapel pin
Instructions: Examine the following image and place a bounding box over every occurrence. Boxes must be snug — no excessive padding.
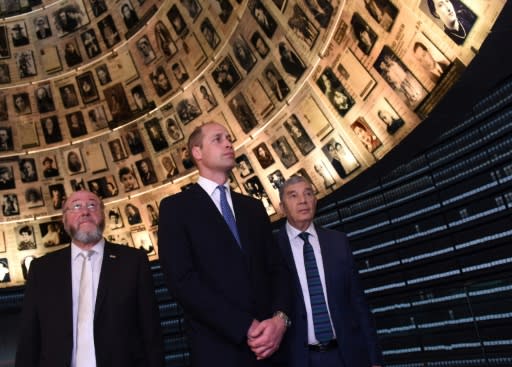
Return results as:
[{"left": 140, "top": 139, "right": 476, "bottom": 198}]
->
[{"left": 109, "top": 254, "right": 116, "bottom": 259}]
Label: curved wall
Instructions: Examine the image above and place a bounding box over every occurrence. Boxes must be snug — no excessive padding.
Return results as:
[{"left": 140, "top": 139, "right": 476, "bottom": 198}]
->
[{"left": 0, "top": 0, "right": 506, "bottom": 287}]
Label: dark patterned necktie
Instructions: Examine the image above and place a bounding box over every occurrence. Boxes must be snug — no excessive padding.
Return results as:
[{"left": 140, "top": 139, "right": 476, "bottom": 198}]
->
[
  {"left": 299, "top": 232, "right": 334, "bottom": 343},
  {"left": 218, "top": 185, "right": 241, "bottom": 247}
]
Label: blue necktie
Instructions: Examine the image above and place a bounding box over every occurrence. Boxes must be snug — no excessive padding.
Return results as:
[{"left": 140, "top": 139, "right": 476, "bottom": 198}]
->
[
  {"left": 218, "top": 185, "right": 241, "bottom": 247},
  {"left": 299, "top": 232, "right": 334, "bottom": 343}
]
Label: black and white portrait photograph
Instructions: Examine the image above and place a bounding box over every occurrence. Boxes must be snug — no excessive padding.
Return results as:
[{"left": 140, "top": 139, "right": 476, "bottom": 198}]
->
[
  {"left": 52, "top": 2, "right": 89, "bottom": 37},
  {"left": 160, "top": 154, "right": 179, "bottom": 180},
  {"left": 124, "top": 128, "right": 145, "bottom": 155},
  {"left": 284, "top": 114, "right": 315, "bottom": 155},
  {"left": 167, "top": 4, "right": 188, "bottom": 37},
  {"left": 165, "top": 117, "right": 184, "bottom": 143},
  {"left": 228, "top": 93, "right": 258, "bottom": 134},
  {"left": 253, "top": 142, "right": 275, "bottom": 169},
  {"left": 145, "top": 118, "right": 169, "bottom": 152},
  {"left": 288, "top": 4, "right": 319, "bottom": 48},
  {"left": 212, "top": 0, "right": 233, "bottom": 23},
  {"left": 81, "top": 29, "right": 101, "bottom": 58},
  {"left": 322, "top": 138, "right": 360, "bottom": 178},
  {"left": 351, "top": 117, "right": 382, "bottom": 153},
  {"left": 303, "top": 0, "right": 334, "bottom": 28},
  {"left": 374, "top": 46, "right": 429, "bottom": 109},
  {"left": 131, "top": 84, "right": 154, "bottom": 112},
  {"left": 0, "top": 93, "right": 7, "bottom": 121},
  {"left": 120, "top": 1, "right": 139, "bottom": 31},
  {"left": 235, "top": 154, "right": 254, "bottom": 178},
  {"left": 176, "top": 96, "right": 201, "bottom": 125},
  {"left": 33, "top": 15, "right": 52, "bottom": 40},
  {"left": 150, "top": 65, "right": 173, "bottom": 97},
  {"left": 10, "top": 22, "right": 29, "bottom": 47},
  {"left": 200, "top": 18, "right": 220, "bottom": 49},
  {"left": 41, "top": 155, "right": 59, "bottom": 178},
  {"left": 16, "top": 225, "right": 36, "bottom": 251},
  {"left": 40, "top": 220, "right": 69, "bottom": 247},
  {"left": 95, "top": 63, "right": 111, "bottom": 85},
  {"left": 66, "top": 111, "right": 87, "bottom": 138},
  {"left": 0, "top": 165, "right": 14, "bottom": 190},
  {"left": 88, "top": 176, "right": 118, "bottom": 198},
  {"left": 351, "top": 12, "right": 378, "bottom": 55},
  {"left": 263, "top": 63, "right": 290, "bottom": 102},
  {"left": 35, "top": 84, "right": 55, "bottom": 113},
  {"left": 421, "top": 0, "right": 477, "bottom": 45},
  {"left": 231, "top": 34, "right": 256, "bottom": 73},
  {"left": 3, "top": 193, "right": 19, "bottom": 216},
  {"left": 136, "top": 158, "right": 158, "bottom": 186},
  {"left": 171, "top": 61, "right": 190, "bottom": 85},
  {"left": 125, "top": 203, "right": 142, "bottom": 225},
  {"left": 19, "top": 158, "right": 38, "bottom": 183},
  {"left": 16, "top": 50, "right": 37, "bottom": 78},
  {"left": 212, "top": 55, "right": 242, "bottom": 96},
  {"left": 107, "top": 206, "right": 124, "bottom": 230},
  {"left": 364, "top": 0, "right": 399, "bottom": 32},
  {"left": 268, "top": 169, "right": 285, "bottom": 191},
  {"left": 21, "top": 255, "right": 36, "bottom": 280},
  {"left": 180, "top": 0, "right": 202, "bottom": 20},
  {"left": 59, "top": 84, "right": 79, "bottom": 108},
  {"left": 104, "top": 83, "right": 132, "bottom": 123},
  {"left": 0, "top": 127, "right": 13, "bottom": 152},
  {"left": 317, "top": 67, "right": 355, "bottom": 117},
  {"left": 136, "top": 35, "right": 156, "bottom": 64},
  {"left": 278, "top": 40, "right": 306, "bottom": 82},
  {"left": 87, "top": 104, "right": 109, "bottom": 130},
  {"left": 0, "top": 26, "right": 9, "bottom": 58},
  {"left": 64, "top": 148, "right": 85, "bottom": 174},
  {"left": 154, "top": 21, "right": 178, "bottom": 58},
  {"left": 0, "top": 64, "right": 10, "bottom": 83},
  {"left": 250, "top": 31, "right": 270, "bottom": 58},
  {"left": 118, "top": 165, "right": 140, "bottom": 192},
  {"left": 272, "top": 136, "right": 298, "bottom": 168},
  {"left": 40, "top": 116, "right": 63, "bottom": 144},
  {"left": 13, "top": 92, "right": 32, "bottom": 115},
  {"left": 98, "top": 14, "right": 121, "bottom": 48},
  {"left": 0, "top": 258, "right": 9, "bottom": 283},
  {"left": 64, "top": 39, "right": 83, "bottom": 67},
  {"left": 89, "top": 0, "right": 108, "bottom": 17},
  {"left": 76, "top": 71, "right": 99, "bottom": 104},
  {"left": 374, "top": 98, "right": 405, "bottom": 135},
  {"left": 25, "top": 187, "right": 44, "bottom": 208},
  {"left": 131, "top": 229, "right": 155, "bottom": 255},
  {"left": 196, "top": 80, "right": 218, "bottom": 111},
  {"left": 249, "top": 0, "right": 277, "bottom": 38},
  {"left": 108, "top": 138, "right": 128, "bottom": 161},
  {"left": 406, "top": 33, "right": 451, "bottom": 85}
]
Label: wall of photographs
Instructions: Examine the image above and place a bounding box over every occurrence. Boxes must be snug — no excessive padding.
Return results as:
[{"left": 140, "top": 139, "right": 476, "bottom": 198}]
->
[{"left": 0, "top": 0, "right": 506, "bottom": 287}]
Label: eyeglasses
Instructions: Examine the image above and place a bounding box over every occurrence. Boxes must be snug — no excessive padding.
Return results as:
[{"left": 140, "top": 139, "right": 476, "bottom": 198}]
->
[{"left": 65, "top": 201, "right": 100, "bottom": 213}]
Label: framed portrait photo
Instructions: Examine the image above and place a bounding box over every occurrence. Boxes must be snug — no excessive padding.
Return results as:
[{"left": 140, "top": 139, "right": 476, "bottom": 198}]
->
[{"left": 76, "top": 71, "right": 99, "bottom": 104}]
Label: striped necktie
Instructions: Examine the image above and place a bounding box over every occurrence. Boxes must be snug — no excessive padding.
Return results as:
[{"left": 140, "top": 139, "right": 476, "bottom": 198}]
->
[
  {"left": 299, "top": 232, "right": 334, "bottom": 343},
  {"left": 218, "top": 185, "right": 241, "bottom": 247}
]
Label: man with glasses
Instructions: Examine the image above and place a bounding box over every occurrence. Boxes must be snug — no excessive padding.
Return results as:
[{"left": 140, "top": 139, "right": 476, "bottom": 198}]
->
[{"left": 16, "top": 190, "right": 164, "bottom": 367}]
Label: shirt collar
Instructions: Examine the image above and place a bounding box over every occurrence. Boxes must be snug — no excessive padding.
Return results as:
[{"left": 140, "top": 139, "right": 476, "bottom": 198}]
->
[
  {"left": 285, "top": 221, "right": 317, "bottom": 245},
  {"left": 198, "top": 175, "right": 229, "bottom": 196},
  {"left": 71, "top": 238, "right": 105, "bottom": 260}
]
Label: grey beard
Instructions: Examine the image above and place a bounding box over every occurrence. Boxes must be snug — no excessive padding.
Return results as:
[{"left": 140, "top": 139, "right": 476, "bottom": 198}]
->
[{"left": 72, "top": 227, "right": 103, "bottom": 245}]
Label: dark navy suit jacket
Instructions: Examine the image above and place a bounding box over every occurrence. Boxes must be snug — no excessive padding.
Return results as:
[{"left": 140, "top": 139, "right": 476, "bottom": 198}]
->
[
  {"left": 16, "top": 242, "right": 164, "bottom": 367},
  {"left": 276, "top": 225, "right": 383, "bottom": 367},
  {"left": 158, "top": 184, "right": 291, "bottom": 367}
]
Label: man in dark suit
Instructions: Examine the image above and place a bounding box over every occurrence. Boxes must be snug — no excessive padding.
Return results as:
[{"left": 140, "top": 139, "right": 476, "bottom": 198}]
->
[
  {"left": 16, "top": 190, "right": 164, "bottom": 367},
  {"left": 158, "top": 121, "right": 291, "bottom": 367},
  {"left": 276, "top": 175, "right": 383, "bottom": 367}
]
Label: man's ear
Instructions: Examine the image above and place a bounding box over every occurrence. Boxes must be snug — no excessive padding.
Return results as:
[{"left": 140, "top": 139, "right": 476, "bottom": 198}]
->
[{"left": 191, "top": 146, "right": 201, "bottom": 161}]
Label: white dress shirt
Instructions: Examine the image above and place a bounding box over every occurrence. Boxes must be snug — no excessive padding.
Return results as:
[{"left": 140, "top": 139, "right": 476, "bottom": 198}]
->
[
  {"left": 71, "top": 239, "right": 105, "bottom": 367},
  {"left": 197, "top": 176, "right": 236, "bottom": 218},
  {"left": 285, "top": 222, "right": 336, "bottom": 344}
]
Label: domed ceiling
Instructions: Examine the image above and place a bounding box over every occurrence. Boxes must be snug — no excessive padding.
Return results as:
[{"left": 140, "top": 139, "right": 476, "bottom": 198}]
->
[{"left": 0, "top": 0, "right": 505, "bottom": 286}]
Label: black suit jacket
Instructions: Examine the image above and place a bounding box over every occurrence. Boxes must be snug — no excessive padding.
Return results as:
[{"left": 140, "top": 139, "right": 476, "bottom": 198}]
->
[
  {"left": 16, "top": 242, "right": 164, "bottom": 367},
  {"left": 276, "top": 226, "right": 383, "bottom": 367},
  {"left": 158, "top": 184, "right": 290, "bottom": 367}
]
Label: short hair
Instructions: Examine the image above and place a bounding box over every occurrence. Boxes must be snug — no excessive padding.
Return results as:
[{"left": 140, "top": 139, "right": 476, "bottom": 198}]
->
[
  {"left": 42, "top": 156, "right": 53, "bottom": 165},
  {"left": 187, "top": 121, "right": 218, "bottom": 165},
  {"left": 19, "top": 225, "right": 32, "bottom": 235},
  {"left": 119, "top": 166, "right": 132, "bottom": 179},
  {"left": 413, "top": 41, "right": 428, "bottom": 53},
  {"left": 426, "top": 0, "right": 438, "bottom": 17},
  {"left": 278, "top": 175, "right": 312, "bottom": 202},
  {"left": 108, "top": 209, "right": 119, "bottom": 218}
]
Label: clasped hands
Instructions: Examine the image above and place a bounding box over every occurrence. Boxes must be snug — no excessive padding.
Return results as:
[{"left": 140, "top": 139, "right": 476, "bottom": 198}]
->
[{"left": 247, "top": 316, "right": 287, "bottom": 360}]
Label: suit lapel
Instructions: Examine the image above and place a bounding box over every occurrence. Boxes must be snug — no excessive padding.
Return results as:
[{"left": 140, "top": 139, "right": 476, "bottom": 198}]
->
[
  {"left": 61, "top": 247, "right": 73, "bottom": 338},
  {"left": 95, "top": 242, "right": 115, "bottom": 318}
]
